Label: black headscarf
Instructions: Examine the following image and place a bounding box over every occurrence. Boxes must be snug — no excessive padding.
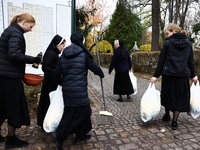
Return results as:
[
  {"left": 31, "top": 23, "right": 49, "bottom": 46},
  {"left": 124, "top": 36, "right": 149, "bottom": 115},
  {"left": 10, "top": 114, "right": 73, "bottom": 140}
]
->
[
  {"left": 119, "top": 40, "right": 127, "bottom": 59},
  {"left": 46, "top": 34, "right": 63, "bottom": 51},
  {"left": 70, "top": 31, "right": 93, "bottom": 59}
]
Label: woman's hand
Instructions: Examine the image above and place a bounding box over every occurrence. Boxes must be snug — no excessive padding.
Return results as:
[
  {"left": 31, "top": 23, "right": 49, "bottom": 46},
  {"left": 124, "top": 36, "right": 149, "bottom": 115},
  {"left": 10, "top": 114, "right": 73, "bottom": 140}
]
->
[
  {"left": 151, "top": 77, "right": 157, "bottom": 83},
  {"left": 192, "top": 76, "right": 198, "bottom": 82}
]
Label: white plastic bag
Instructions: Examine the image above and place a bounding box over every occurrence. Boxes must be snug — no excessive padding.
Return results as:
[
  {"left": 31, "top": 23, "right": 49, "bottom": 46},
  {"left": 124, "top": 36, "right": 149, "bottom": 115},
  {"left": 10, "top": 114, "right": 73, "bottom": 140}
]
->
[
  {"left": 43, "top": 85, "right": 64, "bottom": 132},
  {"left": 140, "top": 82, "right": 161, "bottom": 122},
  {"left": 188, "top": 81, "right": 200, "bottom": 119},
  {"left": 129, "top": 71, "right": 137, "bottom": 95}
]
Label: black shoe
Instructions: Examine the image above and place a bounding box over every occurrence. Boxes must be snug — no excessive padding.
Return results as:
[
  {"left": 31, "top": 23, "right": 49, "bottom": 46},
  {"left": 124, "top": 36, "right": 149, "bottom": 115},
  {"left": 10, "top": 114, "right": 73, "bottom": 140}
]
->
[
  {"left": 162, "top": 115, "right": 171, "bottom": 122},
  {"left": 75, "top": 137, "right": 82, "bottom": 143},
  {"left": 171, "top": 121, "right": 178, "bottom": 130},
  {"left": 127, "top": 95, "right": 131, "bottom": 99},
  {"left": 75, "top": 134, "right": 91, "bottom": 143},
  {"left": 53, "top": 132, "right": 63, "bottom": 150},
  {"left": 83, "top": 135, "right": 91, "bottom": 141},
  {"left": 0, "top": 135, "right": 5, "bottom": 142},
  {"left": 117, "top": 98, "right": 123, "bottom": 102},
  {"left": 5, "top": 135, "right": 28, "bottom": 149}
]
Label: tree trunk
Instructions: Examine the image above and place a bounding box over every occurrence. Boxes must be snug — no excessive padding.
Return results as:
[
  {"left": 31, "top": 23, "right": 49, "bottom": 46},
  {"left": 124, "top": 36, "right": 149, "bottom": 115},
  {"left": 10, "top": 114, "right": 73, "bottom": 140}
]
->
[
  {"left": 151, "top": 0, "right": 160, "bottom": 51},
  {"left": 179, "top": 0, "right": 189, "bottom": 29},
  {"left": 174, "top": 0, "right": 180, "bottom": 24},
  {"left": 168, "top": 0, "right": 172, "bottom": 23}
]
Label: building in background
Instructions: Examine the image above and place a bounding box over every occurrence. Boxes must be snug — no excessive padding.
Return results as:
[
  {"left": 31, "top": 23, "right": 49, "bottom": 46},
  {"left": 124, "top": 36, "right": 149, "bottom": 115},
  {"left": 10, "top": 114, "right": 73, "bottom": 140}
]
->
[{"left": 0, "top": 0, "right": 71, "bottom": 56}]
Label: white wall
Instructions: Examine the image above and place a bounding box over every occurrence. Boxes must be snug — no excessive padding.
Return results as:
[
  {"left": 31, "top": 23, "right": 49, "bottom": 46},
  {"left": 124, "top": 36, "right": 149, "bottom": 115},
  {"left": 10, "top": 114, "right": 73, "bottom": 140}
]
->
[{"left": 0, "top": 0, "right": 72, "bottom": 56}]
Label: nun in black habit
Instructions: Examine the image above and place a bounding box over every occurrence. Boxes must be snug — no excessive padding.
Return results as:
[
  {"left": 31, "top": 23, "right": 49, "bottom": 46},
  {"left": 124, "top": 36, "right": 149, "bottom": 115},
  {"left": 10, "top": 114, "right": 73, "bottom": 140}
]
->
[
  {"left": 37, "top": 35, "right": 66, "bottom": 129},
  {"left": 109, "top": 40, "right": 134, "bottom": 102}
]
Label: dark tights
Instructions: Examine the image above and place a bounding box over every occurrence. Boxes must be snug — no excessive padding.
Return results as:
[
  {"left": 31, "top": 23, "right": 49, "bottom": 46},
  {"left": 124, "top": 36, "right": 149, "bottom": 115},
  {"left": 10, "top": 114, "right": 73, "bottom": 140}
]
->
[
  {"left": 165, "top": 106, "right": 180, "bottom": 123},
  {"left": 172, "top": 111, "right": 180, "bottom": 122}
]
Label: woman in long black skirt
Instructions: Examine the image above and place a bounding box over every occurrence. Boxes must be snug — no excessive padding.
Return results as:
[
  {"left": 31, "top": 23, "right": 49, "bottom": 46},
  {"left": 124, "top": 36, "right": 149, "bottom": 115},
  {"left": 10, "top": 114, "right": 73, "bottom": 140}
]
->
[
  {"left": 151, "top": 23, "right": 198, "bottom": 130},
  {"left": 109, "top": 40, "right": 134, "bottom": 102},
  {"left": 0, "top": 13, "right": 42, "bottom": 149},
  {"left": 53, "top": 31, "right": 104, "bottom": 150}
]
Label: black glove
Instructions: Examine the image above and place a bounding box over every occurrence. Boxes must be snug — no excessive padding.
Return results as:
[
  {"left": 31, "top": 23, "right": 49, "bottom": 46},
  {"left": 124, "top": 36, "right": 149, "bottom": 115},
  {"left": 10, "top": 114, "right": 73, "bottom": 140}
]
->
[
  {"left": 34, "top": 57, "right": 41, "bottom": 63},
  {"left": 100, "top": 73, "right": 105, "bottom": 78}
]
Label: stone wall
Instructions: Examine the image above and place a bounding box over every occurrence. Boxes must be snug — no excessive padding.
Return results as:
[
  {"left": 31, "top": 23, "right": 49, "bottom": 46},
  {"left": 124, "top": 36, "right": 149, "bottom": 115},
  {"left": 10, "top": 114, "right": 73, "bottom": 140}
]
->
[{"left": 96, "top": 50, "right": 200, "bottom": 77}]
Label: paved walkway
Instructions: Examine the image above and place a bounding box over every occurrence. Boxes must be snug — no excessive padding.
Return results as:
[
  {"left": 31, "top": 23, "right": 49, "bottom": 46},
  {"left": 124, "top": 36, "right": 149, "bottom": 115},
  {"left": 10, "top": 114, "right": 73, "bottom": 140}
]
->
[{"left": 1, "top": 67, "right": 200, "bottom": 150}]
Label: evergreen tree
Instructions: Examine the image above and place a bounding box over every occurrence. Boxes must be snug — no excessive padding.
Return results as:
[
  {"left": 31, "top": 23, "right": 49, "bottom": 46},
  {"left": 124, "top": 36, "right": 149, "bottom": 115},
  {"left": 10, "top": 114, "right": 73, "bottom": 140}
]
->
[
  {"left": 105, "top": 0, "right": 143, "bottom": 52},
  {"left": 193, "top": 23, "right": 200, "bottom": 34}
]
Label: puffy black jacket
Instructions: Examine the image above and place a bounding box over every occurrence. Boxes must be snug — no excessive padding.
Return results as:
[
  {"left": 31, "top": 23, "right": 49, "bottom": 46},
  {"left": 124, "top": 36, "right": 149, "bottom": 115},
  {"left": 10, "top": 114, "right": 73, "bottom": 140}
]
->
[
  {"left": 55, "top": 43, "right": 104, "bottom": 106},
  {"left": 154, "top": 33, "right": 195, "bottom": 78},
  {"left": 0, "top": 22, "right": 40, "bottom": 78}
]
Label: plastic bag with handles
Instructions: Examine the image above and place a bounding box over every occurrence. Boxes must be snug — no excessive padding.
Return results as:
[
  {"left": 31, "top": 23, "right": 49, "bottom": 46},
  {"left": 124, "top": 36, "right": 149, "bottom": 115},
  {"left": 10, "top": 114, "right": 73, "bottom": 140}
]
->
[
  {"left": 140, "top": 82, "right": 161, "bottom": 122},
  {"left": 129, "top": 71, "right": 137, "bottom": 95},
  {"left": 188, "top": 80, "right": 200, "bottom": 119},
  {"left": 43, "top": 85, "right": 64, "bottom": 132}
]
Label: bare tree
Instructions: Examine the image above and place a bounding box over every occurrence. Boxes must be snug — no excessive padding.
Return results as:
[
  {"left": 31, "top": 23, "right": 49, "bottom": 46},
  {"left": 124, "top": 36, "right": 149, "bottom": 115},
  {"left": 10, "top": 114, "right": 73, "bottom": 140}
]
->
[
  {"left": 126, "top": 0, "right": 200, "bottom": 50},
  {"left": 172, "top": 0, "right": 199, "bottom": 29},
  {"left": 160, "top": 2, "right": 168, "bottom": 46}
]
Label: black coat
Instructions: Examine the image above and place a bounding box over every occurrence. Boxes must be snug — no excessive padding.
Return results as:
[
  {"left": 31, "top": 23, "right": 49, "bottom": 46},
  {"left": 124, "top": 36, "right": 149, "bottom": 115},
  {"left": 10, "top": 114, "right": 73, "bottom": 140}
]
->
[
  {"left": 154, "top": 33, "right": 195, "bottom": 78},
  {"left": 0, "top": 22, "right": 40, "bottom": 78},
  {"left": 42, "top": 45, "right": 61, "bottom": 83},
  {"left": 55, "top": 43, "right": 104, "bottom": 107},
  {"left": 109, "top": 47, "right": 132, "bottom": 74},
  {"left": 37, "top": 45, "right": 61, "bottom": 127}
]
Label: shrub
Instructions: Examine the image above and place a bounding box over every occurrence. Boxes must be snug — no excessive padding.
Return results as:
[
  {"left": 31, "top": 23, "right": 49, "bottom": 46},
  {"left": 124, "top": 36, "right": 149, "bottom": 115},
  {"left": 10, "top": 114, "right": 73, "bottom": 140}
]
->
[
  {"left": 91, "top": 40, "right": 113, "bottom": 53},
  {"left": 140, "top": 44, "right": 151, "bottom": 52}
]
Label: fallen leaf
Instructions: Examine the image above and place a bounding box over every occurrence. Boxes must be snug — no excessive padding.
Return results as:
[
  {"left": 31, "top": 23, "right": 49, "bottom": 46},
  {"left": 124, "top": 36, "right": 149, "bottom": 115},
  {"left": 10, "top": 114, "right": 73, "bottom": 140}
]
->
[{"left": 160, "top": 129, "right": 165, "bottom": 132}]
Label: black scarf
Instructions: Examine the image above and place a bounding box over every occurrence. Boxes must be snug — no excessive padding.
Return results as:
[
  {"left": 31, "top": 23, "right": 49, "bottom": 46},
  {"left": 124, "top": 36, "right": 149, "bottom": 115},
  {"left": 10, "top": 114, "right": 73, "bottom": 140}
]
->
[
  {"left": 70, "top": 31, "right": 93, "bottom": 59},
  {"left": 119, "top": 40, "right": 127, "bottom": 59}
]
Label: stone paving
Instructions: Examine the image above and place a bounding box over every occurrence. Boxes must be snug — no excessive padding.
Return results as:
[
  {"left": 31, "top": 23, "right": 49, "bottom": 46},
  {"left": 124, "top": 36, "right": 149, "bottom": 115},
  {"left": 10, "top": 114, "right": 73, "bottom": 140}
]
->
[{"left": 1, "top": 67, "right": 200, "bottom": 150}]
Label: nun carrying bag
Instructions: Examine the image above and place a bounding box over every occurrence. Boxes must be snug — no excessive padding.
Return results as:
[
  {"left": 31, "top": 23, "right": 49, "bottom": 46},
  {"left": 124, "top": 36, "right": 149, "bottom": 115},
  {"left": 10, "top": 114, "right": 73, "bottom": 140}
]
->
[
  {"left": 188, "top": 80, "right": 200, "bottom": 119},
  {"left": 140, "top": 82, "right": 161, "bottom": 122},
  {"left": 129, "top": 71, "right": 137, "bottom": 95},
  {"left": 43, "top": 85, "right": 64, "bottom": 132}
]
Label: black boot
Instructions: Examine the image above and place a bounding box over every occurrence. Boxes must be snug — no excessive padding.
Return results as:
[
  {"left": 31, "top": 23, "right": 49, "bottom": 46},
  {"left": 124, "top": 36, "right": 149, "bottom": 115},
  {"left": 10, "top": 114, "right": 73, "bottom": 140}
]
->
[
  {"left": 75, "top": 134, "right": 91, "bottom": 143},
  {"left": 117, "top": 98, "right": 123, "bottom": 102},
  {"left": 53, "top": 132, "right": 63, "bottom": 150},
  {"left": 162, "top": 114, "right": 171, "bottom": 122},
  {"left": 83, "top": 134, "right": 91, "bottom": 141},
  {"left": 171, "top": 121, "right": 178, "bottom": 130},
  {"left": 5, "top": 135, "right": 28, "bottom": 149},
  {"left": 75, "top": 134, "right": 83, "bottom": 143}
]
